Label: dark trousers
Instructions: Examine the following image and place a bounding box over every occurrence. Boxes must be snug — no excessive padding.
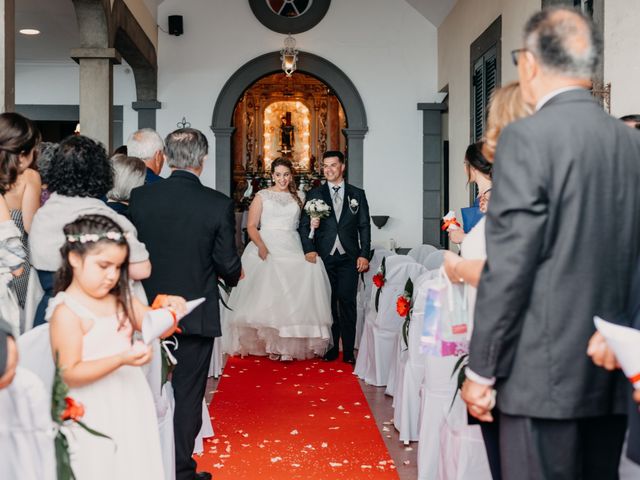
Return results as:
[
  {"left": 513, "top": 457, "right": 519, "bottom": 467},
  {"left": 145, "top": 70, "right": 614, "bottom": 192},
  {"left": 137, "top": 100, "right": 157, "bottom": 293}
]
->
[
  {"left": 171, "top": 335, "right": 214, "bottom": 480},
  {"left": 323, "top": 252, "right": 358, "bottom": 360},
  {"left": 33, "top": 270, "right": 54, "bottom": 328},
  {"left": 470, "top": 411, "right": 502, "bottom": 480},
  {"left": 500, "top": 413, "right": 627, "bottom": 480}
]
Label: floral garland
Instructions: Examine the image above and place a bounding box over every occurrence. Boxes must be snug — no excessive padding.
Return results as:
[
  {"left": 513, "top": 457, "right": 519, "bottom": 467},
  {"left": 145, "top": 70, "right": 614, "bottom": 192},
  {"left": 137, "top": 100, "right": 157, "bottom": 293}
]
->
[
  {"left": 52, "top": 353, "right": 111, "bottom": 480},
  {"left": 397, "top": 278, "right": 414, "bottom": 349},
  {"left": 372, "top": 257, "right": 386, "bottom": 312}
]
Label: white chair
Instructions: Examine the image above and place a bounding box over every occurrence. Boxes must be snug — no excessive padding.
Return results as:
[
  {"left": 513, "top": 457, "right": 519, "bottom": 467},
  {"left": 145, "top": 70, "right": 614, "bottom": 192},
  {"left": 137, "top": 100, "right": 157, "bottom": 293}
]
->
[
  {"left": 0, "top": 367, "right": 56, "bottom": 480},
  {"left": 392, "top": 270, "right": 437, "bottom": 443},
  {"left": 208, "top": 336, "right": 225, "bottom": 379},
  {"left": 424, "top": 250, "right": 445, "bottom": 271},
  {"left": 360, "top": 256, "right": 427, "bottom": 387},
  {"left": 436, "top": 397, "right": 491, "bottom": 480},
  {"left": 417, "top": 354, "right": 460, "bottom": 480},
  {"left": 355, "top": 254, "right": 411, "bottom": 380},
  {"left": 408, "top": 244, "right": 438, "bottom": 266},
  {"left": 17, "top": 324, "right": 54, "bottom": 401},
  {"left": 355, "top": 248, "right": 395, "bottom": 350}
]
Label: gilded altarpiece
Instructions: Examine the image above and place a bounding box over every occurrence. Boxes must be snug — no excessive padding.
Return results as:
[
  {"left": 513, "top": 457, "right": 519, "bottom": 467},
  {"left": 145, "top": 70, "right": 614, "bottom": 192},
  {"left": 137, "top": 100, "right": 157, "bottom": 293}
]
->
[{"left": 231, "top": 73, "right": 346, "bottom": 192}]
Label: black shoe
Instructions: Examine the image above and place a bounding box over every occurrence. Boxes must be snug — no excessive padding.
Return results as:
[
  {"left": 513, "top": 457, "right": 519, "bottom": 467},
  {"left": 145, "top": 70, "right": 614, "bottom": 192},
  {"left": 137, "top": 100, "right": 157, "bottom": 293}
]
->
[
  {"left": 343, "top": 357, "right": 355, "bottom": 365},
  {"left": 323, "top": 350, "right": 339, "bottom": 361},
  {"left": 194, "top": 472, "right": 212, "bottom": 480}
]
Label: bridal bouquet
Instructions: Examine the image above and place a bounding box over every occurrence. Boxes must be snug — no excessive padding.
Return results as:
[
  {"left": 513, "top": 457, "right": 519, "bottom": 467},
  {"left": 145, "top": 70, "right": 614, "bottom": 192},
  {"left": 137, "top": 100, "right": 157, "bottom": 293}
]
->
[{"left": 304, "top": 199, "right": 332, "bottom": 239}]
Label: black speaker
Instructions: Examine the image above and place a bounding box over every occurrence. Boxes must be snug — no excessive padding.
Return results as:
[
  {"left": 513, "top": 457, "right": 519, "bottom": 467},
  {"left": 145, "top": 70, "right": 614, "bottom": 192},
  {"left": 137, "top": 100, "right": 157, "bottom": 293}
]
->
[{"left": 168, "top": 15, "right": 183, "bottom": 36}]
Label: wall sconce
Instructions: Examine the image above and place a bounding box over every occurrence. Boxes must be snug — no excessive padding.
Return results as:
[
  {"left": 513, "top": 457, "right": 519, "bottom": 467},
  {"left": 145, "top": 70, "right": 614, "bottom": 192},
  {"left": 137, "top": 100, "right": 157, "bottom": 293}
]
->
[
  {"left": 371, "top": 215, "right": 389, "bottom": 229},
  {"left": 281, "top": 34, "right": 298, "bottom": 77}
]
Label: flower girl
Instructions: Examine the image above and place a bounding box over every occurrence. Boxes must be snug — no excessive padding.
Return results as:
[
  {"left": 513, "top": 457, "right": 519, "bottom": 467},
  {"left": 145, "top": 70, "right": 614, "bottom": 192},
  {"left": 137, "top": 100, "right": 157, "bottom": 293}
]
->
[{"left": 48, "top": 214, "right": 186, "bottom": 479}]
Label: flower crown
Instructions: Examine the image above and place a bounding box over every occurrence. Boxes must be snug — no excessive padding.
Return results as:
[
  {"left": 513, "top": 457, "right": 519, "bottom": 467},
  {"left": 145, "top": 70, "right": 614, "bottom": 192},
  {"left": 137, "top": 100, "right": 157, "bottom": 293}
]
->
[{"left": 66, "top": 231, "right": 130, "bottom": 244}]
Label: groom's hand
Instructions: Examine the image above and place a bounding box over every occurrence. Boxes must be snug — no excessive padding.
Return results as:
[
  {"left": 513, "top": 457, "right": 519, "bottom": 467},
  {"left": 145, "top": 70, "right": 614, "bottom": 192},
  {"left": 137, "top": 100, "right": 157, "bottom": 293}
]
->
[
  {"left": 356, "top": 257, "right": 369, "bottom": 273},
  {"left": 305, "top": 252, "right": 317, "bottom": 264}
]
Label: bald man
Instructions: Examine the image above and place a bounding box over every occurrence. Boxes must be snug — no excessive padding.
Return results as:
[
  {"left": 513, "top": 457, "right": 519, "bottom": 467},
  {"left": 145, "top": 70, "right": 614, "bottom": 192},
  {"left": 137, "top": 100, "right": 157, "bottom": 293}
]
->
[{"left": 462, "top": 7, "right": 640, "bottom": 479}]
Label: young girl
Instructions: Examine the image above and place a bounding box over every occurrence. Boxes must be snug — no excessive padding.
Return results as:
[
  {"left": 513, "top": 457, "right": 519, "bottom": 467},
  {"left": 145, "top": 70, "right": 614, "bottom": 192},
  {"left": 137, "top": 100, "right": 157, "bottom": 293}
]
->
[{"left": 49, "top": 214, "right": 186, "bottom": 479}]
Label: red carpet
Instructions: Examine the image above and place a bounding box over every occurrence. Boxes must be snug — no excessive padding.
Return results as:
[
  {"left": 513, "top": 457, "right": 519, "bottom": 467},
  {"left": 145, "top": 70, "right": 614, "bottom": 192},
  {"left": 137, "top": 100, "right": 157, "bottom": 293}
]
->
[{"left": 196, "top": 355, "right": 399, "bottom": 479}]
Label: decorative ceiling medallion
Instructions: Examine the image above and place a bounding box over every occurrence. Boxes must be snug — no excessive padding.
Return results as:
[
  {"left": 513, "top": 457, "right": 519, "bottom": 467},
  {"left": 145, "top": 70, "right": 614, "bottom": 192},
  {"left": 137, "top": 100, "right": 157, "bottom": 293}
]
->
[{"left": 249, "top": 0, "right": 331, "bottom": 34}]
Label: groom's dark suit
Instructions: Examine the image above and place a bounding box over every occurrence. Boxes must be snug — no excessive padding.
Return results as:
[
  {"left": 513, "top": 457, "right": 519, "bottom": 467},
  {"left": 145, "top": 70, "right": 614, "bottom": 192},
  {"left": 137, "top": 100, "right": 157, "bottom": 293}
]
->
[
  {"left": 129, "top": 170, "right": 241, "bottom": 480},
  {"left": 299, "top": 182, "right": 371, "bottom": 361},
  {"left": 627, "top": 261, "right": 640, "bottom": 464},
  {"left": 468, "top": 89, "right": 640, "bottom": 479}
]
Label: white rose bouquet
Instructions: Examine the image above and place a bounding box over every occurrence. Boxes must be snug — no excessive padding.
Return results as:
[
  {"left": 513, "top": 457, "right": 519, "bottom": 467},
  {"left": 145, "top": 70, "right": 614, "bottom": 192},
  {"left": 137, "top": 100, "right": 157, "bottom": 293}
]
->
[{"left": 304, "top": 199, "right": 332, "bottom": 239}]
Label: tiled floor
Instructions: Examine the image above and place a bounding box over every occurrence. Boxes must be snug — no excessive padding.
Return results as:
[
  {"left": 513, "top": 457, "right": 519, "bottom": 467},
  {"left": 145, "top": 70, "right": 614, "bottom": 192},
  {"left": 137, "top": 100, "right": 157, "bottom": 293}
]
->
[{"left": 205, "top": 365, "right": 419, "bottom": 479}]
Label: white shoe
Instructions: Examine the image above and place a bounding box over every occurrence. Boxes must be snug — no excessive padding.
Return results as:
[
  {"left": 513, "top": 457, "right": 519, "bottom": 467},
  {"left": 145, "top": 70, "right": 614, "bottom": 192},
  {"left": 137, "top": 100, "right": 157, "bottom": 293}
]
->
[
  {"left": 280, "top": 355, "right": 293, "bottom": 362},
  {"left": 268, "top": 353, "right": 280, "bottom": 361}
]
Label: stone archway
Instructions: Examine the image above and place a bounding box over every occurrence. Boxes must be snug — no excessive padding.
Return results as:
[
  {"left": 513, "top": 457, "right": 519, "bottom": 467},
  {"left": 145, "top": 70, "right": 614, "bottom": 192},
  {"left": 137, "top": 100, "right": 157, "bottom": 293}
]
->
[{"left": 211, "top": 52, "right": 368, "bottom": 195}]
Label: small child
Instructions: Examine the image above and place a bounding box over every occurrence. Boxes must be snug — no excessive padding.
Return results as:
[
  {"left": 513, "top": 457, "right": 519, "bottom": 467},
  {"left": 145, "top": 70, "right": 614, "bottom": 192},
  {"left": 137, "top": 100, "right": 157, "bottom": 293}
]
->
[{"left": 49, "top": 214, "right": 185, "bottom": 479}]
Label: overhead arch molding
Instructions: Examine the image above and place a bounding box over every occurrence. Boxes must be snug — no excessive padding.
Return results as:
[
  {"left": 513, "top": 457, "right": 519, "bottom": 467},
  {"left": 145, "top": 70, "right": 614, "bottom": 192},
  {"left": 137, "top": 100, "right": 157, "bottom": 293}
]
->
[{"left": 211, "top": 51, "right": 368, "bottom": 194}]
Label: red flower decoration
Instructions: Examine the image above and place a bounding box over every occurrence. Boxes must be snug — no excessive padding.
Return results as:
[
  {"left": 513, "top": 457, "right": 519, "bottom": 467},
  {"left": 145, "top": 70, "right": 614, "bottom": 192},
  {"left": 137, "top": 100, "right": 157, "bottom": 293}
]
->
[
  {"left": 396, "top": 296, "right": 411, "bottom": 318},
  {"left": 61, "top": 397, "right": 85, "bottom": 421},
  {"left": 373, "top": 273, "right": 385, "bottom": 288}
]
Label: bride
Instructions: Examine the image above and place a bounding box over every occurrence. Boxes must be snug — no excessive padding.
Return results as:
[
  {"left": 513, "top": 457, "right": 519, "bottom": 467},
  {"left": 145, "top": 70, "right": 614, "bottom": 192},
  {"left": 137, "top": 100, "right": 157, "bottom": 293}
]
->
[{"left": 222, "top": 158, "right": 332, "bottom": 361}]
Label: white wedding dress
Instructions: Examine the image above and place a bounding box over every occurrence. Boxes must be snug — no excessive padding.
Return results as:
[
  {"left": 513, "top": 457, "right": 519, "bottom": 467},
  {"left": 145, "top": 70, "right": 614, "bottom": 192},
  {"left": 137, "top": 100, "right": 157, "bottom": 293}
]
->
[{"left": 222, "top": 189, "right": 332, "bottom": 359}]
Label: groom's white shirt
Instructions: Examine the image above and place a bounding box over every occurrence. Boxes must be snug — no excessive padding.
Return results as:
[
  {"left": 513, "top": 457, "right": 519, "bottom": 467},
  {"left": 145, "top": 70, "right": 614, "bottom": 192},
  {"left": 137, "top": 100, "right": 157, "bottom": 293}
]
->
[{"left": 327, "top": 180, "right": 346, "bottom": 255}]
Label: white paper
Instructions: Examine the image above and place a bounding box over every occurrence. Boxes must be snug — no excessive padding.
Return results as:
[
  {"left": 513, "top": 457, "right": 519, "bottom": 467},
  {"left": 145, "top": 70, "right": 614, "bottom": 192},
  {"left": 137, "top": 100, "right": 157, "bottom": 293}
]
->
[
  {"left": 141, "top": 297, "right": 206, "bottom": 344},
  {"left": 594, "top": 316, "right": 640, "bottom": 389}
]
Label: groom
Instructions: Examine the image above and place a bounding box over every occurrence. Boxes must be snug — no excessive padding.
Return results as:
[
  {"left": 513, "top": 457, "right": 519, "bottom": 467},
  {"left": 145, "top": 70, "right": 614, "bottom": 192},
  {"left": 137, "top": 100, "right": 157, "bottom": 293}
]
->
[{"left": 299, "top": 151, "right": 371, "bottom": 364}]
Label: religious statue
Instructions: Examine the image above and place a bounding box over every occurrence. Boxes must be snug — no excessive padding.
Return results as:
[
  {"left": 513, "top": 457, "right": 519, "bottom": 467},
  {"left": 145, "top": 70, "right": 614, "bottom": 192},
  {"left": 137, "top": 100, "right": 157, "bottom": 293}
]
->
[{"left": 279, "top": 112, "right": 295, "bottom": 154}]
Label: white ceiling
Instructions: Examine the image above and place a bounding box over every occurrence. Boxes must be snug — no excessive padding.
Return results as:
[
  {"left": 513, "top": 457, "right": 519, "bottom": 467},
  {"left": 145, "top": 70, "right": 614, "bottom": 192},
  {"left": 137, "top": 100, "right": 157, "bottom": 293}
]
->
[
  {"left": 405, "top": 0, "right": 458, "bottom": 27},
  {"left": 14, "top": 0, "right": 457, "bottom": 63},
  {"left": 16, "top": 0, "right": 79, "bottom": 63}
]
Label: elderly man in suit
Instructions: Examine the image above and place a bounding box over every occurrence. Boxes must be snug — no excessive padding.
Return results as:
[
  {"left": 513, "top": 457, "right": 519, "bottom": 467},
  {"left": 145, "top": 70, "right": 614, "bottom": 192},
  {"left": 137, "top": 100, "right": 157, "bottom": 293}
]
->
[
  {"left": 461, "top": 7, "right": 640, "bottom": 479},
  {"left": 129, "top": 128, "right": 242, "bottom": 480}
]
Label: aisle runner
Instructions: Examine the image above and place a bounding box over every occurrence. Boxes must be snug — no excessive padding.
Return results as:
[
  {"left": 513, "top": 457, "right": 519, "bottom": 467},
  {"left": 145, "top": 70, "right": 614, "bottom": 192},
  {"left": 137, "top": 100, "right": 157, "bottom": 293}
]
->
[{"left": 196, "top": 356, "right": 399, "bottom": 479}]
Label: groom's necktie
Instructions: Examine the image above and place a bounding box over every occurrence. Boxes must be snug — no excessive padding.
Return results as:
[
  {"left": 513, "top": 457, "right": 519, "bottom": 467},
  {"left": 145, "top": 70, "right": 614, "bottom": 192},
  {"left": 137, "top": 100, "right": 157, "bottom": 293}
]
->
[
  {"left": 332, "top": 185, "right": 342, "bottom": 221},
  {"left": 330, "top": 184, "right": 346, "bottom": 255}
]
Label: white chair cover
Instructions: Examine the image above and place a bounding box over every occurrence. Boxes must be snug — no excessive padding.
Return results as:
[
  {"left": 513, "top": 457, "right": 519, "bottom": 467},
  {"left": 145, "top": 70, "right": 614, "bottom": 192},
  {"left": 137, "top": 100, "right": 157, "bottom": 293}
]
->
[
  {"left": 208, "top": 336, "right": 225, "bottom": 378},
  {"left": 355, "top": 248, "right": 395, "bottom": 350},
  {"left": 360, "top": 256, "right": 427, "bottom": 387},
  {"left": 158, "top": 382, "right": 176, "bottom": 480},
  {"left": 392, "top": 270, "right": 438, "bottom": 443},
  {"left": 424, "top": 250, "right": 445, "bottom": 271},
  {"left": 16, "top": 324, "right": 54, "bottom": 403},
  {"left": 355, "top": 254, "right": 411, "bottom": 380},
  {"left": 408, "top": 244, "right": 438, "bottom": 266},
  {"left": 0, "top": 367, "right": 56, "bottom": 480},
  {"left": 436, "top": 397, "right": 491, "bottom": 480},
  {"left": 23, "top": 266, "right": 44, "bottom": 332},
  {"left": 417, "top": 355, "right": 459, "bottom": 480}
]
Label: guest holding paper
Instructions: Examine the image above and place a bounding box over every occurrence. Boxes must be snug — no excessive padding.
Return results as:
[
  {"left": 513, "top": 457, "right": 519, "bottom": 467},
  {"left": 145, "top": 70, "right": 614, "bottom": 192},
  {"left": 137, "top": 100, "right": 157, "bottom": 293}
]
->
[
  {"left": 461, "top": 7, "right": 640, "bottom": 480},
  {"left": 448, "top": 142, "right": 493, "bottom": 245},
  {"left": 48, "top": 214, "right": 186, "bottom": 480}
]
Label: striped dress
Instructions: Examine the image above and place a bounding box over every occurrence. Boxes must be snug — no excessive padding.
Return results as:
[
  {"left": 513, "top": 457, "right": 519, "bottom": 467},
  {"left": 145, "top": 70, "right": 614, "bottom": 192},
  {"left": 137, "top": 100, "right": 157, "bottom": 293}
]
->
[{"left": 9, "top": 209, "right": 29, "bottom": 308}]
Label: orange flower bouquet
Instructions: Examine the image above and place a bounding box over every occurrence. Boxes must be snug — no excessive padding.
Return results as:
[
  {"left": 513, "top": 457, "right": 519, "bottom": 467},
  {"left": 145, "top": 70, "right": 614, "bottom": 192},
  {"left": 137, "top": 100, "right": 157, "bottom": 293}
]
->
[
  {"left": 397, "top": 278, "right": 414, "bottom": 349},
  {"left": 52, "top": 353, "right": 111, "bottom": 480},
  {"left": 373, "top": 257, "right": 386, "bottom": 312}
]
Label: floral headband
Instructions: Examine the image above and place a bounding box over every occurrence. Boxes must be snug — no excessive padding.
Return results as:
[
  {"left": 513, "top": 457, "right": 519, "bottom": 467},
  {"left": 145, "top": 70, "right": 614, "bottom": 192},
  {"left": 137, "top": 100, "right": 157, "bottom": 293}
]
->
[{"left": 66, "top": 231, "right": 130, "bottom": 244}]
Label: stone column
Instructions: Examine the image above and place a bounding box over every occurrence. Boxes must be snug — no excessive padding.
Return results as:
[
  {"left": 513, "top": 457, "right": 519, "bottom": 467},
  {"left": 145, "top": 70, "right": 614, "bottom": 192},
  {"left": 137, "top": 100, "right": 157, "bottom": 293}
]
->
[
  {"left": 71, "top": 48, "right": 121, "bottom": 152},
  {"left": 1, "top": 0, "right": 15, "bottom": 112},
  {"left": 132, "top": 100, "right": 161, "bottom": 130},
  {"left": 212, "top": 127, "right": 236, "bottom": 195},
  {"left": 342, "top": 128, "right": 368, "bottom": 188}
]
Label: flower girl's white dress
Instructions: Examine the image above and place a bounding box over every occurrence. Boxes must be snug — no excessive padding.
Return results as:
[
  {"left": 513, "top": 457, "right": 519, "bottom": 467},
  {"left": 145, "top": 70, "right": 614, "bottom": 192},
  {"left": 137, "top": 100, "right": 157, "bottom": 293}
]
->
[
  {"left": 223, "top": 190, "right": 332, "bottom": 359},
  {"left": 48, "top": 293, "right": 164, "bottom": 480}
]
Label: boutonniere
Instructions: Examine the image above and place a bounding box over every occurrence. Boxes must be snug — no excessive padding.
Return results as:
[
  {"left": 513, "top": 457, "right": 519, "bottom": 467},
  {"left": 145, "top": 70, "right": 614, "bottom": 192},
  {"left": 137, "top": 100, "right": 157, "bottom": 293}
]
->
[{"left": 348, "top": 196, "right": 359, "bottom": 214}]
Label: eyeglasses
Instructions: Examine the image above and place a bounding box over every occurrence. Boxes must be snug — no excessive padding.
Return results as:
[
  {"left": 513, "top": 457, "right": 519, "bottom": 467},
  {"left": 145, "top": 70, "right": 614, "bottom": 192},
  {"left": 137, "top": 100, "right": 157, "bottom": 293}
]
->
[{"left": 510, "top": 48, "right": 528, "bottom": 66}]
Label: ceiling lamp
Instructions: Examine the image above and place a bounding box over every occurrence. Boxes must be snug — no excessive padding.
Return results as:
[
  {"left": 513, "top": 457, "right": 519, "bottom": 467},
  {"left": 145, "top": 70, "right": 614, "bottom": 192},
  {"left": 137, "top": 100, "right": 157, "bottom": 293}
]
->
[
  {"left": 19, "top": 29, "right": 40, "bottom": 35},
  {"left": 280, "top": 34, "right": 298, "bottom": 77}
]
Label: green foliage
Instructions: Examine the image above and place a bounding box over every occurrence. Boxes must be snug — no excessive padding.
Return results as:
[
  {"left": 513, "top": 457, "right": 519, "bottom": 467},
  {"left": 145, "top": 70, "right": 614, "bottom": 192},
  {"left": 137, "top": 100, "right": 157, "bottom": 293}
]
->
[{"left": 401, "top": 278, "right": 414, "bottom": 349}]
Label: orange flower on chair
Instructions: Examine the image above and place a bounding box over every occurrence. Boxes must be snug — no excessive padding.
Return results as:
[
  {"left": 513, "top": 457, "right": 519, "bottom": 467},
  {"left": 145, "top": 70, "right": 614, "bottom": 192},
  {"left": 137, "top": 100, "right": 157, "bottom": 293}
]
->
[
  {"left": 61, "top": 396, "right": 85, "bottom": 421},
  {"left": 396, "top": 296, "right": 411, "bottom": 318},
  {"left": 373, "top": 273, "right": 385, "bottom": 289}
]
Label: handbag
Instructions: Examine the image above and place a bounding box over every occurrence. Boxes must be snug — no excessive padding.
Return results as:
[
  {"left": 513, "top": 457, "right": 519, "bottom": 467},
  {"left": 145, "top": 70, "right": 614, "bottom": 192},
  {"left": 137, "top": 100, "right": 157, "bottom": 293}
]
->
[{"left": 420, "top": 267, "right": 469, "bottom": 357}]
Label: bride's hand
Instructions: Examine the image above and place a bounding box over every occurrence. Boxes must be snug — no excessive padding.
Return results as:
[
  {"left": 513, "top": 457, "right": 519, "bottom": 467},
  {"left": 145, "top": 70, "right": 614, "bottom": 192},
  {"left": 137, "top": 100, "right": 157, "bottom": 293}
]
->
[
  {"left": 258, "top": 245, "right": 269, "bottom": 261},
  {"left": 310, "top": 217, "right": 320, "bottom": 229}
]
